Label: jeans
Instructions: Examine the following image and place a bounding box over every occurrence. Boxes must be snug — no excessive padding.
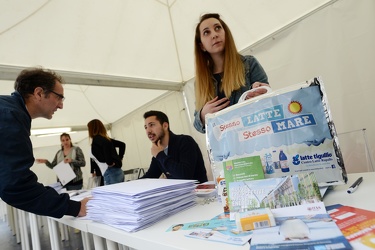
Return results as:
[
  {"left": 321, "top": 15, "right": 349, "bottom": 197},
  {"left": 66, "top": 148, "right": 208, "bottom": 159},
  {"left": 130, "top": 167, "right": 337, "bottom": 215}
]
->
[{"left": 104, "top": 167, "right": 124, "bottom": 185}]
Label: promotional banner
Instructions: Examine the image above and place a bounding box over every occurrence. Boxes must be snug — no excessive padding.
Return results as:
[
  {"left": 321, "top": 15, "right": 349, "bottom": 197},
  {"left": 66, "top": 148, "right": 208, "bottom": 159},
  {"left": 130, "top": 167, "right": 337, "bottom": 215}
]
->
[{"left": 206, "top": 77, "right": 347, "bottom": 187}]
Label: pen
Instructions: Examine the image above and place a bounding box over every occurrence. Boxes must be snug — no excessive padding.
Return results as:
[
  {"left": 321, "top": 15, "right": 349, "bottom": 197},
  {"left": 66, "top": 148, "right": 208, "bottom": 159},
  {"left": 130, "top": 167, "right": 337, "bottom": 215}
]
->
[{"left": 347, "top": 177, "right": 363, "bottom": 194}]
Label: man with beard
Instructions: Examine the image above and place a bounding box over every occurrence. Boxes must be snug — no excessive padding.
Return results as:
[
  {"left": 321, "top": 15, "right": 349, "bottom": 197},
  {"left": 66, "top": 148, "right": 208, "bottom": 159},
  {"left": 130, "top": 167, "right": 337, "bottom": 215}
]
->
[{"left": 141, "top": 110, "right": 208, "bottom": 183}]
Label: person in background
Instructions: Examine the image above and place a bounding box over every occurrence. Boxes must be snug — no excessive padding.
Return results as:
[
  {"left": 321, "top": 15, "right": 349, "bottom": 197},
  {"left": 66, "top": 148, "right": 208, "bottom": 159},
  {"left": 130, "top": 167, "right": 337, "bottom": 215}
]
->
[
  {"left": 36, "top": 133, "right": 86, "bottom": 190},
  {"left": 90, "top": 138, "right": 126, "bottom": 186},
  {"left": 193, "top": 13, "right": 270, "bottom": 133},
  {"left": 141, "top": 110, "right": 208, "bottom": 183},
  {"left": 87, "top": 119, "right": 124, "bottom": 185},
  {"left": 0, "top": 67, "right": 89, "bottom": 218}
]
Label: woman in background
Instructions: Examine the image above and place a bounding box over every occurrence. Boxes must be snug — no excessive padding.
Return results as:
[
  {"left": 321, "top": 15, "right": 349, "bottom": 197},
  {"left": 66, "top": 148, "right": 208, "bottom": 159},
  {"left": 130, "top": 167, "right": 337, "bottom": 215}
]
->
[
  {"left": 36, "top": 133, "right": 86, "bottom": 190},
  {"left": 193, "top": 13, "right": 270, "bottom": 133},
  {"left": 90, "top": 138, "right": 126, "bottom": 186},
  {"left": 87, "top": 119, "right": 124, "bottom": 185}
]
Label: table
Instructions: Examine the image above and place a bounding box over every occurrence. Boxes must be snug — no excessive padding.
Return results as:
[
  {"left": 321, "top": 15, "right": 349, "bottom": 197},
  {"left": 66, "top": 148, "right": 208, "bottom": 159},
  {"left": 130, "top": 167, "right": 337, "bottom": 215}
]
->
[
  {"left": 323, "top": 172, "right": 375, "bottom": 211},
  {"left": 50, "top": 172, "right": 375, "bottom": 250},
  {"left": 87, "top": 202, "right": 249, "bottom": 250}
]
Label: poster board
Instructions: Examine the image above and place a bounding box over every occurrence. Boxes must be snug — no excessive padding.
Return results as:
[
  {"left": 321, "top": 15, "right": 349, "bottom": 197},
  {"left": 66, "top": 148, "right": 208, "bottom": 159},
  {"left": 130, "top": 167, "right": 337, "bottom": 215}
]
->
[{"left": 205, "top": 77, "right": 347, "bottom": 187}]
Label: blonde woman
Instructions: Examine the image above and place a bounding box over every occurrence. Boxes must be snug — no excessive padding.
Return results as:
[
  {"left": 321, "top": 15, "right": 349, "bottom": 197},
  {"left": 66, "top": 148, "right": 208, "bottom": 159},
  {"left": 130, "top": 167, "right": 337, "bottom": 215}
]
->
[{"left": 193, "top": 13, "right": 269, "bottom": 133}]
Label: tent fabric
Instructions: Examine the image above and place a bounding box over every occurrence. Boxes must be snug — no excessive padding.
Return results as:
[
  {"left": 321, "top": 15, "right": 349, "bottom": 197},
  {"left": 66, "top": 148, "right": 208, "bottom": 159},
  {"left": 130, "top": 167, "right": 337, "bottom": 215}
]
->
[{"left": 0, "top": 0, "right": 332, "bottom": 83}]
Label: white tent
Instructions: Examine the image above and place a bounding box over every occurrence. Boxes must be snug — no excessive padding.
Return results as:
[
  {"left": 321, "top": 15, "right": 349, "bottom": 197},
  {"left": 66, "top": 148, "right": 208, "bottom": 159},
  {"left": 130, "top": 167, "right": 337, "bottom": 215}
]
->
[{"left": 1, "top": 0, "right": 374, "bottom": 184}]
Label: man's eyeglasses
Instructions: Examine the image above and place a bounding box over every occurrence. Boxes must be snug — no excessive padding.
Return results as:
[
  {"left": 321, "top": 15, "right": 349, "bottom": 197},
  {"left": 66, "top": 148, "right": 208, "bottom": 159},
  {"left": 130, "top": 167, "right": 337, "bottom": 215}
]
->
[{"left": 49, "top": 90, "right": 65, "bottom": 102}]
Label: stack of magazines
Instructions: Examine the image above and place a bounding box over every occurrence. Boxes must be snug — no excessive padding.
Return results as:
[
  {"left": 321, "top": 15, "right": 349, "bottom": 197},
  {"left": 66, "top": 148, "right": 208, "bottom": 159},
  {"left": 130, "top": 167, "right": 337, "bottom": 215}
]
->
[{"left": 86, "top": 178, "right": 197, "bottom": 232}]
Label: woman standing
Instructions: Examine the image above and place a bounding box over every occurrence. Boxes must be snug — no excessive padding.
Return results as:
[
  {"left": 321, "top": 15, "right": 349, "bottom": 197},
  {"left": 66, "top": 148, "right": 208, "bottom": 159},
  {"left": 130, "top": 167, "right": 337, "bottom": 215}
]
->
[
  {"left": 87, "top": 119, "right": 124, "bottom": 185},
  {"left": 36, "top": 133, "right": 86, "bottom": 190},
  {"left": 90, "top": 138, "right": 126, "bottom": 186},
  {"left": 193, "top": 13, "right": 270, "bottom": 133}
]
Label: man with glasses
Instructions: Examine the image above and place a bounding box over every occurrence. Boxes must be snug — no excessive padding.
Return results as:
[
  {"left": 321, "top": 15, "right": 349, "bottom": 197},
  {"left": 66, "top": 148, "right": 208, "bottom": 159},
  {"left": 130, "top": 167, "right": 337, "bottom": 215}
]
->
[
  {"left": 0, "top": 67, "right": 89, "bottom": 218},
  {"left": 49, "top": 89, "right": 65, "bottom": 102}
]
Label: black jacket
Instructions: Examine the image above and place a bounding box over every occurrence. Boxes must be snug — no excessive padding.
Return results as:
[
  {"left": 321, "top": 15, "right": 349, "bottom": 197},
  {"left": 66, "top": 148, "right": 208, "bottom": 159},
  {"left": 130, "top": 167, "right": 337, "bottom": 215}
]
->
[
  {"left": 142, "top": 132, "right": 208, "bottom": 183},
  {"left": 91, "top": 136, "right": 123, "bottom": 169},
  {"left": 91, "top": 138, "right": 126, "bottom": 175},
  {"left": 0, "top": 92, "right": 80, "bottom": 218}
]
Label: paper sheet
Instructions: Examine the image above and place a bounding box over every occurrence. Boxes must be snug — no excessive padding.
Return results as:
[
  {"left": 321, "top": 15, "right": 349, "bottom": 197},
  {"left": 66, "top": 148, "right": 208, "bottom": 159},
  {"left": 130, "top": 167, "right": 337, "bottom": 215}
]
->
[
  {"left": 90, "top": 153, "right": 108, "bottom": 175},
  {"left": 53, "top": 161, "right": 76, "bottom": 186}
]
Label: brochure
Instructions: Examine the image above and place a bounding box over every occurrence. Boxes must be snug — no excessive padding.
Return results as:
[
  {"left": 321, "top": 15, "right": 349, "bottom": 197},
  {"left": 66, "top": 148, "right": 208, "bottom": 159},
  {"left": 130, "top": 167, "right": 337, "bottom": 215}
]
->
[
  {"left": 249, "top": 202, "right": 352, "bottom": 249},
  {"left": 221, "top": 155, "right": 265, "bottom": 214},
  {"left": 228, "top": 172, "right": 322, "bottom": 218},
  {"left": 327, "top": 205, "right": 375, "bottom": 249},
  {"left": 166, "top": 213, "right": 252, "bottom": 246},
  {"left": 250, "top": 212, "right": 353, "bottom": 250}
]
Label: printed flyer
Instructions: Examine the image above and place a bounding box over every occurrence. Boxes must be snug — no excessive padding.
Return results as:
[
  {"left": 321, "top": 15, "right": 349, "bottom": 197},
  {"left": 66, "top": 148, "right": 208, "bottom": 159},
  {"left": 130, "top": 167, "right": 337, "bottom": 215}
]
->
[
  {"left": 166, "top": 213, "right": 252, "bottom": 245},
  {"left": 228, "top": 172, "right": 322, "bottom": 216},
  {"left": 206, "top": 77, "right": 347, "bottom": 187},
  {"left": 327, "top": 205, "right": 375, "bottom": 249},
  {"left": 221, "top": 155, "right": 265, "bottom": 214},
  {"left": 249, "top": 213, "right": 352, "bottom": 250}
]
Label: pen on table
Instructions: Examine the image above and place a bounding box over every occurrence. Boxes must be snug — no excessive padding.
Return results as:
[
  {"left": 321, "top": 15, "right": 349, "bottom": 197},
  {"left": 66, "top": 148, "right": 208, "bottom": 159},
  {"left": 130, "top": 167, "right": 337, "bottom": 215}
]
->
[{"left": 347, "top": 176, "right": 363, "bottom": 194}]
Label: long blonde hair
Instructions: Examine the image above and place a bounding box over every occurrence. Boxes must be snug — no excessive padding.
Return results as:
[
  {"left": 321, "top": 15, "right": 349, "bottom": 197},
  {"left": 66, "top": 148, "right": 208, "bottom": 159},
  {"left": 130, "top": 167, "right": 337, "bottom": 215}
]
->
[{"left": 194, "top": 13, "right": 245, "bottom": 111}]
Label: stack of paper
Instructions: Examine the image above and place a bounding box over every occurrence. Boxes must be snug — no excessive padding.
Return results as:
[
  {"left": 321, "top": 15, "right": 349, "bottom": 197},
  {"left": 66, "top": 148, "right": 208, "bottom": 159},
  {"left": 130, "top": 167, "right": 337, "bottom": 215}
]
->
[{"left": 86, "top": 179, "right": 197, "bottom": 232}]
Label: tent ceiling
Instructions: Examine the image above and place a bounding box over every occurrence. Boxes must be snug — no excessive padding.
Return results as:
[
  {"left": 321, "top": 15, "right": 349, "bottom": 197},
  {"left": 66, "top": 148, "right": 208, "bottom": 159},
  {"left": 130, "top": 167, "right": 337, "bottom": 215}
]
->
[
  {"left": 0, "top": 0, "right": 336, "bottom": 148},
  {"left": 0, "top": 0, "right": 334, "bottom": 83}
]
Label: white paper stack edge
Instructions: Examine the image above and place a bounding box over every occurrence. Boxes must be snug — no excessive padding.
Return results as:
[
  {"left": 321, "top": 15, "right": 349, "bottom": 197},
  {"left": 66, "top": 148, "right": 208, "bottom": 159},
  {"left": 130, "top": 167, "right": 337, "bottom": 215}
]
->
[{"left": 86, "top": 179, "right": 197, "bottom": 232}]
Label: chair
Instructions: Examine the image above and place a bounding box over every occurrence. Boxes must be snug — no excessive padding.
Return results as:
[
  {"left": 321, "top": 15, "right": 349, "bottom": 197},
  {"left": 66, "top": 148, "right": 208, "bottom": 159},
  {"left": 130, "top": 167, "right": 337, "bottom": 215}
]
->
[
  {"left": 337, "top": 128, "right": 374, "bottom": 173},
  {"left": 123, "top": 168, "right": 145, "bottom": 181}
]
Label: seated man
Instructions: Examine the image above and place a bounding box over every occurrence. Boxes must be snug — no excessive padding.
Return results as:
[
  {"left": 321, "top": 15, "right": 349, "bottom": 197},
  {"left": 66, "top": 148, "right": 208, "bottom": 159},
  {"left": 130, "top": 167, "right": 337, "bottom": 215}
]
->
[{"left": 141, "top": 110, "right": 208, "bottom": 183}]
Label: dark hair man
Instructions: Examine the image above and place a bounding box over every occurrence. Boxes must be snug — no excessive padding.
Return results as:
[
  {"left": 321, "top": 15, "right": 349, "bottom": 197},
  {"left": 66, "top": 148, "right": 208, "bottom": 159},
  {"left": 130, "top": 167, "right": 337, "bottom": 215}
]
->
[
  {"left": 141, "top": 110, "right": 208, "bottom": 183},
  {"left": 0, "top": 67, "right": 89, "bottom": 218}
]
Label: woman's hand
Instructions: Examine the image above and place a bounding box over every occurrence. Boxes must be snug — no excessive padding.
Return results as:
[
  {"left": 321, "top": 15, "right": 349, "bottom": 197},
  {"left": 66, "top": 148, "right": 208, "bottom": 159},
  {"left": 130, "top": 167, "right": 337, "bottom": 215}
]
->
[
  {"left": 252, "top": 82, "right": 269, "bottom": 88},
  {"left": 246, "top": 82, "right": 270, "bottom": 100},
  {"left": 200, "top": 96, "right": 230, "bottom": 124}
]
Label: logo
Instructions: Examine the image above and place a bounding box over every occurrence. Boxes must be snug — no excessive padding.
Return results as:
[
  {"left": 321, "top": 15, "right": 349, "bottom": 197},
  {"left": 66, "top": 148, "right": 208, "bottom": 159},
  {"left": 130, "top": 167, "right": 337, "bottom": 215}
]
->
[{"left": 292, "top": 154, "right": 300, "bottom": 165}]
